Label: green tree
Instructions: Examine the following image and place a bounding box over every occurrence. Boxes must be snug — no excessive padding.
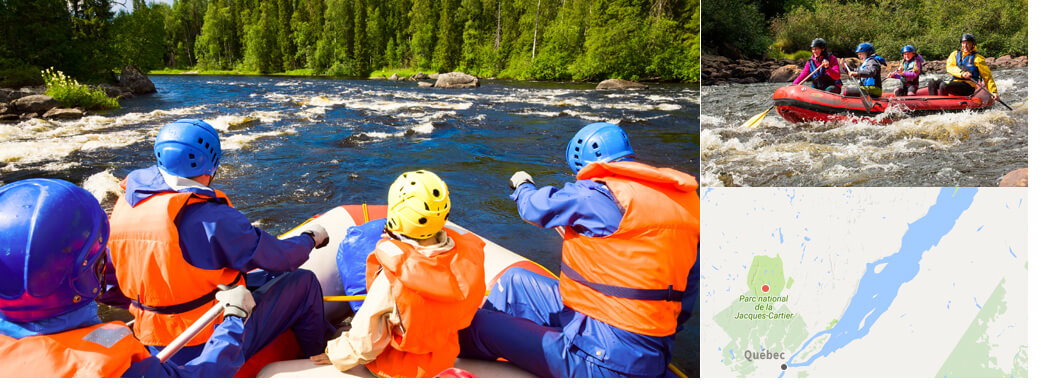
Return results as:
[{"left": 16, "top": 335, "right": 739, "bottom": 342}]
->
[
  {"left": 409, "top": 0, "right": 439, "bottom": 69},
  {"left": 242, "top": 1, "right": 284, "bottom": 73}
]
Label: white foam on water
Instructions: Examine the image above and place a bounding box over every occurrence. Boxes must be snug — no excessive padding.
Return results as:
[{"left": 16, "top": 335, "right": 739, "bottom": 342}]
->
[
  {"left": 0, "top": 106, "right": 208, "bottom": 169},
  {"left": 252, "top": 111, "right": 283, "bottom": 123},
  {"left": 654, "top": 103, "right": 683, "bottom": 111},
  {"left": 222, "top": 128, "right": 299, "bottom": 150},
  {"left": 700, "top": 115, "right": 725, "bottom": 127},
  {"left": 207, "top": 115, "right": 261, "bottom": 132},
  {"left": 82, "top": 170, "right": 123, "bottom": 203},
  {"left": 472, "top": 114, "right": 487, "bottom": 121},
  {"left": 411, "top": 122, "right": 436, "bottom": 134}
]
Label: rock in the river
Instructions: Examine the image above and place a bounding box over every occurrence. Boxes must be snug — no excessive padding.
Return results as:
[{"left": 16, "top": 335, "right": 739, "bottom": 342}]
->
[
  {"left": 13, "top": 94, "right": 58, "bottom": 114},
  {"left": 595, "top": 79, "right": 648, "bottom": 90},
  {"left": 433, "top": 72, "right": 479, "bottom": 88},
  {"left": 42, "top": 107, "right": 85, "bottom": 120},
  {"left": 119, "top": 65, "right": 157, "bottom": 95},
  {"left": 770, "top": 65, "right": 801, "bottom": 83},
  {"left": 417, "top": 81, "right": 433, "bottom": 88}
]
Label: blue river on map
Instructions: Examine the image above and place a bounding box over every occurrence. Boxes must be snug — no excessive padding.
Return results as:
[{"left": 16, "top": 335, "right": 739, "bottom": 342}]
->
[{"left": 781, "top": 187, "right": 978, "bottom": 377}]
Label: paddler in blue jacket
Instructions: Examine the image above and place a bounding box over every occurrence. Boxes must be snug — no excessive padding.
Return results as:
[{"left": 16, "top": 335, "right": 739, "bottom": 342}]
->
[
  {"left": 457, "top": 123, "right": 699, "bottom": 378},
  {"left": 846, "top": 42, "right": 886, "bottom": 98},
  {"left": 0, "top": 178, "right": 255, "bottom": 377},
  {"left": 928, "top": 33, "right": 998, "bottom": 100},
  {"left": 104, "top": 119, "right": 335, "bottom": 367}
]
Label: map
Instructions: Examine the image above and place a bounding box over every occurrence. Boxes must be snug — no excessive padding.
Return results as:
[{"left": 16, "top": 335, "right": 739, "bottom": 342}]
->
[{"left": 701, "top": 188, "right": 1027, "bottom": 378}]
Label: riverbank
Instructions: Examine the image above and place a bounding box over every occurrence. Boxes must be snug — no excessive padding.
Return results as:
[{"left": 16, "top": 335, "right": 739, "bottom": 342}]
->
[{"left": 701, "top": 54, "right": 1028, "bottom": 85}]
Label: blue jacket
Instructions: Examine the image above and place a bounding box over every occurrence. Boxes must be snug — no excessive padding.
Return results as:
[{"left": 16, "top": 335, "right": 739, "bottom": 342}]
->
[{"left": 510, "top": 179, "right": 697, "bottom": 375}]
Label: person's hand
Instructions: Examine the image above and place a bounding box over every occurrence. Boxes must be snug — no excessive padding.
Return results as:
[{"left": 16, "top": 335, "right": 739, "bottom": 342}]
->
[
  {"left": 310, "top": 353, "right": 331, "bottom": 365},
  {"left": 216, "top": 284, "right": 255, "bottom": 320},
  {"left": 993, "top": 93, "right": 1000, "bottom": 101},
  {"left": 848, "top": 72, "right": 858, "bottom": 79},
  {"left": 301, "top": 220, "right": 329, "bottom": 249},
  {"left": 962, "top": 71, "right": 972, "bottom": 79},
  {"left": 509, "top": 171, "right": 534, "bottom": 190},
  {"left": 822, "top": 59, "right": 830, "bottom": 68}
]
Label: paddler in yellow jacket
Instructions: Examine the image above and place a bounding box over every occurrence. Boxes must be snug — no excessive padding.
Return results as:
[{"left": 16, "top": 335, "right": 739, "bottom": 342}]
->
[
  {"left": 311, "top": 170, "right": 486, "bottom": 378},
  {"left": 928, "top": 33, "right": 998, "bottom": 100}
]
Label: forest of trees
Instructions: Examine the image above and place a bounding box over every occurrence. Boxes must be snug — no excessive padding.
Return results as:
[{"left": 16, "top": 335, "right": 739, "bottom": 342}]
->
[
  {"left": 0, "top": 0, "right": 699, "bottom": 86},
  {"left": 704, "top": 0, "right": 1027, "bottom": 61}
]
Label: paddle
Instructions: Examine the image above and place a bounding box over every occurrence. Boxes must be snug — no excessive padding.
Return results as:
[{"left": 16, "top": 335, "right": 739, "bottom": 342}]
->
[
  {"left": 155, "top": 304, "right": 225, "bottom": 363},
  {"left": 842, "top": 59, "right": 874, "bottom": 112},
  {"left": 742, "top": 62, "right": 825, "bottom": 128},
  {"left": 964, "top": 79, "right": 1012, "bottom": 111}
]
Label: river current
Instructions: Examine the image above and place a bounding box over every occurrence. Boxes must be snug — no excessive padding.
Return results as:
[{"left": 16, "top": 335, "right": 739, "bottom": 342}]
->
[
  {"left": 0, "top": 75, "right": 700, "bottom": 375},
  {"left": 701, "top": 68, "right": 1027, "bottom": 187}
]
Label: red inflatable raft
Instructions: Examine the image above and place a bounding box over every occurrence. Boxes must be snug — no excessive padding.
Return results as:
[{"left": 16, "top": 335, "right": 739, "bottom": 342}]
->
[{"left": 772, "top": 85, "right": 995, "bottom": 124}]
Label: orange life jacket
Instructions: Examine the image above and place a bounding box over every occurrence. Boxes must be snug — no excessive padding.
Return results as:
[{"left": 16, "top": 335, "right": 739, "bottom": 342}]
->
[
  {"left": 560, "top": 161, "right": 700, "bottom": 337},
  {"left": 108, "top": 183, "right": 244, "bottom": 347},
  {"left": 362, "top": 228, "right": 486, "bottom": 378},
  {"left": 0, "top": 322, "right": 152, "bottom": 377}
]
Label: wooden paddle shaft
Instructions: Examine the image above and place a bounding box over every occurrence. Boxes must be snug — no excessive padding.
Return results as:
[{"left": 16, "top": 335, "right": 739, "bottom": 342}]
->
[{"left": 156, "top": 304, "right": 225, "bottom": 363}]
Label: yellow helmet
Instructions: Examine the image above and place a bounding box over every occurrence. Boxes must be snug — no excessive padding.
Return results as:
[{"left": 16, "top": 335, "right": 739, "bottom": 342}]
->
[{"left": 385, "top": 170, "right": 451, "bottom": 239}]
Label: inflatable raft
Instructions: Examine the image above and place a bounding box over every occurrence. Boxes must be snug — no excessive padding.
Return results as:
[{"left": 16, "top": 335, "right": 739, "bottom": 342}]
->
[
  {"left": 771, "top": 84, "right": 995, "bottom": 124},
  {"left": 236, "top": 204, "right": 550, "bottom": 378}
]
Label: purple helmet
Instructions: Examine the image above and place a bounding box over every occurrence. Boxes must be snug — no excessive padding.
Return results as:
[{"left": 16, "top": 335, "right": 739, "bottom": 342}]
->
[{"left": 0, "top": 179, "right": 109, "bottom": 322}]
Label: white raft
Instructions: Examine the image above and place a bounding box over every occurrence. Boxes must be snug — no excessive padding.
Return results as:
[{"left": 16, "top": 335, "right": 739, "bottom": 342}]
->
[{"left": 257, "top": 204, "right": 549, "bottom": 378}]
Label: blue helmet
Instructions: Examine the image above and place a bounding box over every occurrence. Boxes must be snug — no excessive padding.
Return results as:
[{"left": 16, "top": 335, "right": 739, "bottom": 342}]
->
[
  {"left": 0, "top": 179, "right": 109, "bottom": 322},
  {"left": 901, "top": 45, "right": 916, "bottom": 54},
  {"left": 565, "top": 123, "right": 634, "bottom": 174},
  {"left": 155, "top": 119, "right": 221, "bottom": 178},
  {"left": 855, "top": 42, "right": 875, "bottom": 54}
]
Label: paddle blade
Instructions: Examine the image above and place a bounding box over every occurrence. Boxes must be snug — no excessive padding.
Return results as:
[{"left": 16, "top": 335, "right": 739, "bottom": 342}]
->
[
  {"left": 859, "top": 92, "right": 873, "bottom": 112},
  {"left": 742, "top": 107, "right": 772, "bottom": 128}
]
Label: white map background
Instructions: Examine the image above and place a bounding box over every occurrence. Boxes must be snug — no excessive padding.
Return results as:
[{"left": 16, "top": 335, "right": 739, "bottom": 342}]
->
[{"left": 701, "top": 188, "right": 1027, "bottom": 377}]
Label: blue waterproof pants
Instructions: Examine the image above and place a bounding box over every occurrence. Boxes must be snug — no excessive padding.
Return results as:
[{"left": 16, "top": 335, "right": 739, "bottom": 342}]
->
[
  {"left": 458, "top": 268, "right": 671, "bottom": 378},
  {"left": 150, "top": 269, "right": 334, "bottom": 366}
]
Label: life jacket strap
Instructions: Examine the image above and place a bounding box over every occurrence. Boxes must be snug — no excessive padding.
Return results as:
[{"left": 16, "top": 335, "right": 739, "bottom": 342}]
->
[
  {"left": 560, "top": 262, "right": 684, "bottom": 302},
  {"left": 131, "top": 272, "right": 243, "bottom": 315}
]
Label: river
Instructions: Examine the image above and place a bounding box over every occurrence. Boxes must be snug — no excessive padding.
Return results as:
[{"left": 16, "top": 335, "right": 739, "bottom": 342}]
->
[
  {"left": 701, "top": 68, "right": 1027, "bottom": 187},
  {"left": 781, "top": 187, "right": 978, "bottom": 377},
  {"left": 0, "top": 75, "right": 700, "bottom": 376}
]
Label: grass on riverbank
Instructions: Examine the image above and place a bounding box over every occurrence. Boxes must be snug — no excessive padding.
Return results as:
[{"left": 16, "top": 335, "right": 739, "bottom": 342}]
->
[{"left": 42, "top": 68, "right": 119, "bottom": 110}]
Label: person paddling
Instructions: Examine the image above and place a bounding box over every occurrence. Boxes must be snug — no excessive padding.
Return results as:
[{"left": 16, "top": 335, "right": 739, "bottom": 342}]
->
[
  {"left": 311, "top": 170, "right": 486, "bottom": 378},
  {"left": 928, "top": 33, "right": 998, "bottom": 100},
  {"left": 457, "top": 123, "right": 699, "bottom": 377},
  {"left": 0, "top": 179, "right": 255, "bottom": 377},
  {"left": 795, "top": 38, "right": 842, "bottom": 93},
  {"left": 889, "top": 45, "right": 925, "bottom": 96},
  {"left": 105, "top": 119, "right": 334, "bottom": 366},
  {"left": 845, "top": 42, "right": 886, "bottom": 98}
]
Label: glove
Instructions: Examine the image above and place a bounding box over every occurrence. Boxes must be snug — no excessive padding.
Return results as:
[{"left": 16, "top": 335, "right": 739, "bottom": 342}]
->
[
  {"left": 301, "top": 220, "right": 329, "bottom": 249},
  {"left": 509, "top": 171, "right": 534, "bottom": 190},
  {"left": 216, "top": 284, "right": 255, "bottom": 320}
]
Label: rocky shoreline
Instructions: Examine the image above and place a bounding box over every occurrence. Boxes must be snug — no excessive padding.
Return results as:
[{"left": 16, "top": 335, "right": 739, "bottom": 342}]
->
[
  {"left": 701, "top": 54, "right": 1028, "bottom": 86},
  {"left": 0, "top": 65, "right": 156, "bottom": 122}
]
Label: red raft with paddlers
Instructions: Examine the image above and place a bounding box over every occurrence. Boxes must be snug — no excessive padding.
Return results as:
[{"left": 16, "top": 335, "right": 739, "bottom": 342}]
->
[{"left": 771, "top": 84, "right": 995, "bottom": 124}]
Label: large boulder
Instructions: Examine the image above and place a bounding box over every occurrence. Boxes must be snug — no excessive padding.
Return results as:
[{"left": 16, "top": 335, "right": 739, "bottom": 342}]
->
[
  {"left": 434, "top": 72, "right": 480, "bottom": 88},
  {"left": 42, "top": 107, "right": 84, "bottom": 120},
  {"left": 596, "top": 79, "right": 648, "bottom": 90},
  {"left": 417, "top": 81, "right": 433, "bottom": 88},
  {"left": 388, "top": 73, "right": 400, "bottom": 81},
  {"left": 769, "top": 65, "right": 801, "bottom": 83},
  {"left": 0, "top": 102, "right": 8, "bottom": 115},
  {"left": 119, "top": 65, "right": 157, "bottom": 95},
  {"left": 13, "top": 94, "right": 58, "bottom": 114},
  {"left": 409, "top": 72, "right": 429, "bottom": 81}
]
